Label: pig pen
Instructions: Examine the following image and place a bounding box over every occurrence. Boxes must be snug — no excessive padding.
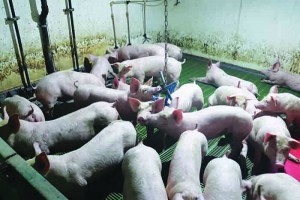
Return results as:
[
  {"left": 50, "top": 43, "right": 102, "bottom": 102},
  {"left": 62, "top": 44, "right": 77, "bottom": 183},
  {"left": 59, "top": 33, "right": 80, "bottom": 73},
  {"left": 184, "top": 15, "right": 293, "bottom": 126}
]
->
[{"left": 1, "top": 54, "right": 300, "bottom": 199}]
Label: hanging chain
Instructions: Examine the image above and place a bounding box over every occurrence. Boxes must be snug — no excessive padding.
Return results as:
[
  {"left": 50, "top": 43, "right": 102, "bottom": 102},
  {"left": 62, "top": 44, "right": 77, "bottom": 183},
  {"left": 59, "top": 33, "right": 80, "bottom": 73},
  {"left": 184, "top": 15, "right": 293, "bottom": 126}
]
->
[{"left": 164, "top": 0, "right": 168, "bottom": 81}]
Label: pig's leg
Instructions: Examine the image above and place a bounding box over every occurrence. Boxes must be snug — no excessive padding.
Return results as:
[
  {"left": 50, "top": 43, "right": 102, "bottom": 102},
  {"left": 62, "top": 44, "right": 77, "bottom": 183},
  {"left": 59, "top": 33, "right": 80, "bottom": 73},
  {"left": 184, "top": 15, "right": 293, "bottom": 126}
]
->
[
  {"left": 261, "top": 79, "right": 280, "bottom": 85},
  {"left": 189, "top": 77, "right": 210, "bottom": 84},
  {"left": 285, "top": 115, "right": 295, "bottom": 128},
  {"left": 288, "top": 153, "right": 300, "bottom": 163},
  {"left": 228, "top": 141, "right": 243, "bottom": 160},
  {"left": 252, "top": 149, "right": 263, "bottom": 175}
]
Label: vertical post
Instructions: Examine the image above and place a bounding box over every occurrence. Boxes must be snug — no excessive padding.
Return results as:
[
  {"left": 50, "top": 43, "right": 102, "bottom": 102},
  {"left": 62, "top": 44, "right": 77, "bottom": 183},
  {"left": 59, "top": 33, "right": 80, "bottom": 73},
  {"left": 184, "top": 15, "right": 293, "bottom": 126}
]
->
[
  {"left": 4, "top": 0, "right": 32, "bottom": 89},
  {"left": 110, "top": 2, "right": 118, "bottom": 49},
  {"left": 125, "top": 1, "right": 131, "bottom": 45},
  {"left": 64, "top": 0, "right": 79, "bottom": 71},
  {"left": 39, "top": 0, "right": 56, "bottom": 74}
]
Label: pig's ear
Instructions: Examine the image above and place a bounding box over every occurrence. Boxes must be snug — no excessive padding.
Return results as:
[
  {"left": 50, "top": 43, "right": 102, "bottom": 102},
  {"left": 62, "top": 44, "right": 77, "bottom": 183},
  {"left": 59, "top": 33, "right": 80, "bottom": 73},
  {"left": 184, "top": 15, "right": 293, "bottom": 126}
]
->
[
  {"left": 35, "top": 152, "right": 50, "bottom": 175},
  {"left": 102, "top": 74, "right": 107, "bottom": 81},
  {"left": 113, "top": 77, "right": 119, "bottom": 89},
  {"left": 128, "top": 97, "right": 141, "bottom": 112},
  {"left": 269, "top": 85, "right": 278, "bottom": 94},
  {"left": 208, "top": 59, "right": 212, "bottom": 67},
  {"left": 272, "top": 61, "right": 281, "bottom": 72},
  {"left": 288, "top": 138, "right": 300, "bottom": 149},
  {"left": 152, "top": 98, "right": 165, "bottom": 113},
  {"left": 145, "top": 77, "right": 153, "bottom": 86},
  {"left": 8, "top": 114, "right": 20, "bottom": 133},
  {"left": 226, "top": 95, "right": 236, "bottom": 105},
  {"left": 172, "top": 109, "right": 183, "bottom": 124},
  {"left": 264, "top": 133, "right": 276, "bottom": 143},
  {"left": 270, "top": 96, "right": 277, "bottom": 107},
  {"left": 130, "top": 77, "right": 141, "bottom": 93},
  {"left": 89, "top": 54, "right": 98, "bottom": 63},
  {"left": 119, "top": 76, "right": 126, "bottom": 83},
  {"left": 216, "top": 61, "right": 221, "bottom": 68}
]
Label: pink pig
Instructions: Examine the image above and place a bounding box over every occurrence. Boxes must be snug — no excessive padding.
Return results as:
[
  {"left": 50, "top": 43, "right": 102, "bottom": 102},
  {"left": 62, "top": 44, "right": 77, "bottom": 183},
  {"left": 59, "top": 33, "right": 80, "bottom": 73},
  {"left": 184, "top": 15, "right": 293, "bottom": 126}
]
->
[
  {"left": 105, "top": 44, "right": 165, "bottom": 63},
  {"left": 261, "top": 60, "right": 300, "bottom": 92},
  {"left": 247, "top": 115, "right": 300, "bottom": 174},
  {"left": 203, "top": 155, "right": 245, "bottom": 200},
  {"left": 122, "top": 142, "right": 168, "bottom": 200},
  {"left": 254, "top": 85, "right": 300, "bottom": 127},
  {"left": 1, "top": 95, "right": 45, "bottom": 122},
  {"left": 73, "top": 78, "right": 161, "bottom": 121},
  {"left": 27, "top": 120, "right": 136, "bottom": 199},
  {"left": 35, "top": 71, "right": 104, "bottom": 113},
  {"left": 112, "top": 55, "right": 184, "bottom": 84},
  {"left": 191, "top": 60, "right": 258, "bottom": 96},
  {"left": 88, "top": 55, "right": 116, "bottom": 84},
  {"left": 137, "top": 104, "right": 253, "bottom": 159},
  {"left": 0, "top": 101, "right": 119, "bottom": 157},
  {"left": 166, "top": 129, "right": 207, "bottom": 200}
]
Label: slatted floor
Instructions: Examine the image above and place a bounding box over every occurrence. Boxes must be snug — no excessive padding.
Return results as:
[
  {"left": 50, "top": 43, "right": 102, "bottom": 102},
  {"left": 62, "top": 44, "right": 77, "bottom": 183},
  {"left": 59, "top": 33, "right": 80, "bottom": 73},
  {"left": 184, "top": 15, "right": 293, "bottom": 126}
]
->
[{"left": 90, "top": 55, "right": 300, "bottom": 200}]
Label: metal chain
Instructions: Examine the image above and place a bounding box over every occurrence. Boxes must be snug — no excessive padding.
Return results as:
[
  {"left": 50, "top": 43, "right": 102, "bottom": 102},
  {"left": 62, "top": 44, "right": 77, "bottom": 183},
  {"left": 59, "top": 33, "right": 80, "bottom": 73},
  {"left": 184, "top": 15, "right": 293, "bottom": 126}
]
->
[{"left": 164, "top": 0, "right": 168, "bottom": 81}]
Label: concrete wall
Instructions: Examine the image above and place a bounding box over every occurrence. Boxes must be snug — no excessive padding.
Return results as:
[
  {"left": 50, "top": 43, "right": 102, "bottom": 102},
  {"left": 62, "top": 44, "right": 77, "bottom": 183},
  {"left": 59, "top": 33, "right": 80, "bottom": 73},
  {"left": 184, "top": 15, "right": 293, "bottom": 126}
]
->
[
  {"left": 150, "top": 0, "right": 300, "bottom": 73},
  {"left": 1, "top": 0, "right": 300, "bottom": 91}
]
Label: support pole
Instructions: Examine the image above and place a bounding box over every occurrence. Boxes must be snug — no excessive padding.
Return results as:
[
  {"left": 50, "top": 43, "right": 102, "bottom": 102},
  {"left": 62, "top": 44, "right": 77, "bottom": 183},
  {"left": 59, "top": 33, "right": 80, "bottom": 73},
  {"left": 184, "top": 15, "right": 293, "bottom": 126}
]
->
[
  {"left": 125, "top": 1, "right": 131, "bottom": 45},
  {"left": 64, "top": 0, "right": 79, "bottom": 71},
  {"left": 110, "top": 2, "right": 118, "bottom": 49},
  {"left": 4, "top": 0, "right": 32, "bottom": 89},
  {"left": 39, "top": 0, "right": 56, "bottom": 74}
]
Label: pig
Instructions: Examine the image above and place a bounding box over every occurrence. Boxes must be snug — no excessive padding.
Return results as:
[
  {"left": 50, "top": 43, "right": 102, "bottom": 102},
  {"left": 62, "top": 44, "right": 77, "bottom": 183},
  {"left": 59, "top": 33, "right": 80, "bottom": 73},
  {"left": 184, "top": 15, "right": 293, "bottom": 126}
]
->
[
  {"left": 105, "top": 44, "right": 165, "bottom": 63},
  {"left": 73, "top": 77, "right": 161, "bottom": 121},
  {"left": 166, "top": 129, "right": 207, "bottom": 200},
  {"left": 154, "top": 43, "right": 183, "bottom": 61},
  {"left": 112, "top": 76, "right": 130, "bottom": 91},
  {"left": 169, "top": 83, "right": 204, "bottom": 111},
  {"left": 247, "top": 114, "right": 300, "bottom": 174},
  {"left": 137, "top": 105, "right": 253, "bottom": 159},
  {"left": 0, "top": 101, "right": 119, "bottom": 158},
  {"left": 112, "top": 55, "right": 184, "bottom": 84},
  {"left": 190, "top": 60, "right": 258, "bottom": 96},
  {"left": 122, "top": 142, "right": 167, "bottom": 200},
  {"left": 1, "top": 95, "right": 45, "bottom": 122},
  {"left": 35, "top": 70, "right": 104, "bottom": 113},
  {"left": 261, "top": 60, "right": 300, "bottom": 92},
  {"left": 254, "top": 85, "right": 300, "bottom": 127},
  {"left": 203, "top": 155, "right": 245, "bottom": 200},
  {"left": 27, "top": 120, "right": 137, "bottom": 199},
  {"left": 208, "top": 85, "right": 260, "bottom": 117},
  {"left": 245, "top": 173, "right": 300, "bottom": 200},
  {"left": 88, "top": 55, "right": 116, "bottom": 84}
]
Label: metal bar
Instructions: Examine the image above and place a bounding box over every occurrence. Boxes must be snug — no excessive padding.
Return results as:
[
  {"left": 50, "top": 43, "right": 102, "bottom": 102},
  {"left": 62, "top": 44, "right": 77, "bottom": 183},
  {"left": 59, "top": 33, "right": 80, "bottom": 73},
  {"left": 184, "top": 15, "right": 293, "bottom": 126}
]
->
[
  {"left": 39, "top": 0, "right": 56, "bottom": 74},
  {"left": 110, "top": 2, "right": 118, "bottom": 49},
  {"left": 125, "top": 1, "right": 131, "bottom": 45},
  {"left": 7, "top": 0, "right": 31, "bottom": 88},
  {"left": 67, "top": 0, "right": 79, "bottom": 71}
]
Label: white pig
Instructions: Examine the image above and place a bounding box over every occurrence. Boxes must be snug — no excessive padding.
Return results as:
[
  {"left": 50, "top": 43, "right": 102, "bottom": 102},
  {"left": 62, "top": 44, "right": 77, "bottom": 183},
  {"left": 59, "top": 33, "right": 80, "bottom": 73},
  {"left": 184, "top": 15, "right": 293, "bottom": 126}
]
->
[
  {"left": 0, "top": 101, "right": 119, "bottom": 157},
  {"left": 166, "top": 129, "right": 207, "bottom": 200},
  {"left": 245, "top": 173, "right": 300, "bottom": 200},
  {"left": 169, "top": 83, "right": 204, "bottom": 111},
  {"left": 254, "top": 85, "right": 300, "bottom": 127},
  {"left": 122, "top": 142, "right": 167, "bottom": 200},
  {"left": 261, "top": 60, "right": 300, "bottom": 92},
  {"left": 105, "top": 44, "right": 165, "bottom": 63},
  {"left": 113, "top": 55, "right": 184, "bottom": 84},
  {"left": 27, "top": 120, "right": 137, "bottom": 199},
  {"left": 35, "top": 70, "right": 104, "bottom": 112},
  {"left": 112, "top": 76, "right": 130, "bottom": 91},
  {"left": 247, "top": 115, "right": 300, "bottom": 174},
  {"left": 73, "top": 78, "right": 161, "bottom": 121},
  {"left": 137, "top": 105, "right": 253, "bottom": 159},
  {"left": 190, "top": 60, "right": 258, "bottom": 96},
  {"left": 89, "top": 54, "right": 116, "bottom": 84},
  {"left": 203, "top": 155, "right": 245, "bottom": 200},
  {"left": 154, "top": 43, "right": 183, "bottom": 61},
  {"left": 208, "top": 85, "right": 260, "bottom": 117},
  {"left": 1, "top": 95, "right": 45, "bottom": 122}
]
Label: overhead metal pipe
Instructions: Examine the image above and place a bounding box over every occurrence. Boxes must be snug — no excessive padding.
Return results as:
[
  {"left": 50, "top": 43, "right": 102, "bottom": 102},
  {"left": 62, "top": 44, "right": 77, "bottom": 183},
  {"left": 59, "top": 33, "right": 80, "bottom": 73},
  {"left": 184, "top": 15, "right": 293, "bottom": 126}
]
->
[{"left": 39, "top": 0, "right": 56, "bottom": 74}]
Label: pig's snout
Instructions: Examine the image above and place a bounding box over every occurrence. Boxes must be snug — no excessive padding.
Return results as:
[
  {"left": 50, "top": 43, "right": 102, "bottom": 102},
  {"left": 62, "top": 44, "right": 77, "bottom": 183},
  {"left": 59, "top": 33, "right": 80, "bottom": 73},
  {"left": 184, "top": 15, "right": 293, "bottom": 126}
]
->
[
  {"left": 137, "top": 116, "right": 146, "bottom": 125},
  {"left": 275, "top": 163, "right": 285, "bottom": 172}
]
